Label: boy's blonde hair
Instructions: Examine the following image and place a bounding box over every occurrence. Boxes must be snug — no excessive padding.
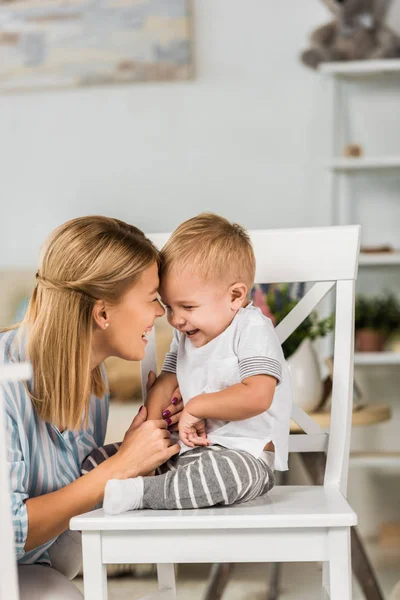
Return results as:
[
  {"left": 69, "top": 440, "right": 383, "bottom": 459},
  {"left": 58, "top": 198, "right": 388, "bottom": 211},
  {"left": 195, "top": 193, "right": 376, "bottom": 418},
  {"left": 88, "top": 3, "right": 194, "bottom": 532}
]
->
[
  {"left": 160, "top": 213, "right": 256, "bottom": 289},
  {"left": 7, "top": 216, "right": 159, "bottom": 431}
]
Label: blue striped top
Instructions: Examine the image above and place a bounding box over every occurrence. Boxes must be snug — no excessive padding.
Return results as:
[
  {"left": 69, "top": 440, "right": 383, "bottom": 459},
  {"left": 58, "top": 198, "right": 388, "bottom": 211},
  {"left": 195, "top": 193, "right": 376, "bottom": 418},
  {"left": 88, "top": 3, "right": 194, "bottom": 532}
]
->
[{"left": 0, "top": 328, "right": 109, "bottom": 566}]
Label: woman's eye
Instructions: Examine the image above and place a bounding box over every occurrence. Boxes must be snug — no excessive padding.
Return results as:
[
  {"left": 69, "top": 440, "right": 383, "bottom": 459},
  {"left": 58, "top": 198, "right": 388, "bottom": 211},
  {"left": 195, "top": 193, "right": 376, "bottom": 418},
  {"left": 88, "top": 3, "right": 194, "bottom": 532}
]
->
[{"left": 183, "top": 305, "right": 195, "bottom": 310}]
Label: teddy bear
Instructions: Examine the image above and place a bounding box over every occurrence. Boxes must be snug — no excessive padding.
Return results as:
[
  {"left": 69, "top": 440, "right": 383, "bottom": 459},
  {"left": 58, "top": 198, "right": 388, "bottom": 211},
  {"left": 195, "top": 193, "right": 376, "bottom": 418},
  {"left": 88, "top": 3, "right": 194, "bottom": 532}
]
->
[{"left": 301, "top": 0, "right": 400, "bottom": 69}]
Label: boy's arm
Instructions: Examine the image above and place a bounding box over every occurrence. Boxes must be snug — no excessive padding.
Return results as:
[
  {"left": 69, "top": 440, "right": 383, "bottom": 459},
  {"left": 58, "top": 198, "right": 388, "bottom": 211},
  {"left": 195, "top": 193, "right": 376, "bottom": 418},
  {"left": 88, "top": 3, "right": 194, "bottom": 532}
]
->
[
  {"left": 145, "top": 371, "right": 179, "bottom": 420},
  {"left": 186, "top": 375, "right": 277, "bottom": 422}
]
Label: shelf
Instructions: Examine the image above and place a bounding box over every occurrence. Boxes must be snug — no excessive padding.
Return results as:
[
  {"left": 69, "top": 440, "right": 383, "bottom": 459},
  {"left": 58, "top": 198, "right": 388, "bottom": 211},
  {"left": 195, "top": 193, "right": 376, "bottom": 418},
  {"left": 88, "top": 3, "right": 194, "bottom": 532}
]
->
[
  {"left": 320, "top": 59, "right": 400, "bottom": 77},
  {"left": 359, "top": 252, "right": 400, "bottom": 266},
  {"left": 354, "top": 352, "right": 400, "bottom": 366},
  {"left": 328, "top": 156, "right": 400, "bottom": 171},
  {"left": 290, "top": 403, "right": 391, "bottom": 433},
  {"left": 349, "top": 452, "right": 400, "bottom": 469}
]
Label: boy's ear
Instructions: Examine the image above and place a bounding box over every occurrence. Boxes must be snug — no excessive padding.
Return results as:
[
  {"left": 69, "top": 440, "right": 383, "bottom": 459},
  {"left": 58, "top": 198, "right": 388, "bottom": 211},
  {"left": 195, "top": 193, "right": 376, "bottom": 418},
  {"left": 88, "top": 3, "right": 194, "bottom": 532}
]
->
[
  {"left": 229, "top": 283, "right": 248, "bottom": 310},
  {"left": 92, "top": 300, "right": 109, "bottom": 330}
]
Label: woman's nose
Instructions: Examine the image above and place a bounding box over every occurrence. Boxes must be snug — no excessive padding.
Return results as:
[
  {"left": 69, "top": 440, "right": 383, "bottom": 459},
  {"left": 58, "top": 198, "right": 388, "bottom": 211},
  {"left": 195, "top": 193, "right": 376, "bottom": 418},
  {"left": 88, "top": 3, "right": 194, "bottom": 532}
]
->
[{"left": 155, "top": 300, "right": 165, "bottom": 317}]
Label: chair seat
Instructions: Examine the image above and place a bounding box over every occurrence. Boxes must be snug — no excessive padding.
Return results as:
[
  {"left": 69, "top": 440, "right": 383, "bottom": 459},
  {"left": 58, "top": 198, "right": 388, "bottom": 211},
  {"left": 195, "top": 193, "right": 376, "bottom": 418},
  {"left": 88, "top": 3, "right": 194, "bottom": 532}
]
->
[{"left": 70, "top": 485, "right": 357, "bottom": 533}]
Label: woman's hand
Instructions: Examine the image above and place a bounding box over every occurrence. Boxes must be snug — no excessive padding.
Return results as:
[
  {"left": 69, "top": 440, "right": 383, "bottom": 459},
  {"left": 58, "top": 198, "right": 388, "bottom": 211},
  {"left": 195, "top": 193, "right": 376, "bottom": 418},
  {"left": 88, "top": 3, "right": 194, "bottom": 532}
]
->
[
  {"left": 109, "top": 406, "right": 180, "bottom": 479},
  {"left": 161, "top": 386, "right": 184, "bottom": 431},
  {"left": 145, "top": 371, "right": 183, "bottom": 430},
  {"left": 178, "top": 407, "right": 209, "bottom": 448}
]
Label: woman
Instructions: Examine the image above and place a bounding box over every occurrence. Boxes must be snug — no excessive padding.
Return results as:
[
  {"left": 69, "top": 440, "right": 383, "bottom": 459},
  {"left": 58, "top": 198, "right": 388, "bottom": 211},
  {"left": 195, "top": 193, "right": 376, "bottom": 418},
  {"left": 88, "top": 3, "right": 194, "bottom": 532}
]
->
[{"left": 1, "top": 216, "right": 182, "bottom": 599}]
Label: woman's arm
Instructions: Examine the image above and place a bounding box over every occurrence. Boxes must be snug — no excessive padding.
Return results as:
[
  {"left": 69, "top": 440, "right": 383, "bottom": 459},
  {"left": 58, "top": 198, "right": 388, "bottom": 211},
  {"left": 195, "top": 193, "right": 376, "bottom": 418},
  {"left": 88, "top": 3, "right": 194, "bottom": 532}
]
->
[
  {"left": 25, "top": 408, "right": 179, "bottom": 551},
  {"left": 25, "top": 457, "right": 117, "bottom": 551}
]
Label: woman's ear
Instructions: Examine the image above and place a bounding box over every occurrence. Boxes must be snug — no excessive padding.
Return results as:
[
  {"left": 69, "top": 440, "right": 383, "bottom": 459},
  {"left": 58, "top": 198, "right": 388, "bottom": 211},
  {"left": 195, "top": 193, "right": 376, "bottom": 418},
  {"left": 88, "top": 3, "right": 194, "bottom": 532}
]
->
[
  {"left": 92, "top": 300, "right": 109, "bottom": 330},
  {"left": 229, "top": 283, "right": 248, "bottom": 310}
]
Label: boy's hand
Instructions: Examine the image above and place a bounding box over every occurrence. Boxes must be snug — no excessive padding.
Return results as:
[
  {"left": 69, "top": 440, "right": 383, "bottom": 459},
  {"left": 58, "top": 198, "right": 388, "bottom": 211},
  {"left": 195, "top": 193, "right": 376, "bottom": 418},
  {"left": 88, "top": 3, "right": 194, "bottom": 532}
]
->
[{"left": 178, "top": 408, "right": 210, "bottom": 448}]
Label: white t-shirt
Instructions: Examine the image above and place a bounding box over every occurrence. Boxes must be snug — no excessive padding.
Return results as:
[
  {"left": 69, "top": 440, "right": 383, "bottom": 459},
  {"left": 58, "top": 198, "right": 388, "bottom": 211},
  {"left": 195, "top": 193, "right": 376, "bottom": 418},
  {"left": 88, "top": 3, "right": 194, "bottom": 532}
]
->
[{"left": 162, "top": 303, "right": 292, "bottom": 471}]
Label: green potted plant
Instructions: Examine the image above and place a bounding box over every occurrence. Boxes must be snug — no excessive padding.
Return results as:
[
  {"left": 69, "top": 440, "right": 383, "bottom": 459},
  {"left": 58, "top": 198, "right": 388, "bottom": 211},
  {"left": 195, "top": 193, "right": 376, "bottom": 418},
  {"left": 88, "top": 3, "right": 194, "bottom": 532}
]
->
[
  {"left": 254, "top": 284, "right": 334, "bottom": 359},
  {"left": 253, "top": 283, "right": 333, "bottom": 412},
  {"left": 355, "top": 293, "right": 400, "bottom": 352}
]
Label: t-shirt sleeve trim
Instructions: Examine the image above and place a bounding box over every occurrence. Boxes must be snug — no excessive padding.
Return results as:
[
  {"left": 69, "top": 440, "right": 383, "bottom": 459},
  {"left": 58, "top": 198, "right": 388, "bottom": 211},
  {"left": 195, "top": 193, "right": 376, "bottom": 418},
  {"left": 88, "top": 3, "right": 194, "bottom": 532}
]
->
[
  {"left": 239, "top": 356, "right": 282, "bottom": 383},
  {"left": 161, "top": 351, "right": 177, "bottom": 374}
]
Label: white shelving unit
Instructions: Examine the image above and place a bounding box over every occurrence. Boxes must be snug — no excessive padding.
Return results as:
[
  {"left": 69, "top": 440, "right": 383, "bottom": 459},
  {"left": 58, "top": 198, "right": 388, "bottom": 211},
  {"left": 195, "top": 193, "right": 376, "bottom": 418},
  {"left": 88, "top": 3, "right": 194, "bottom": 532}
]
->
[
  {"left": 320, "top": 58, "right": 400, "bottom": 76},
  {"left": 321, "top": 59, "right": 400, "bottom": 469},
  {"left": 359, "top": 252, "right": 400, "bottom": 266},
  {"left": 349, "top": 451, "right": 400, "bottom": 469},
  {"left": 354, "top": 352, "right": 400, "bottom": 366},
  {"left": 329, "top": 155, "right": 400, "bottom": 171},
  {"left": 321, "top": 58, "right": 400, "bottom": 225}
]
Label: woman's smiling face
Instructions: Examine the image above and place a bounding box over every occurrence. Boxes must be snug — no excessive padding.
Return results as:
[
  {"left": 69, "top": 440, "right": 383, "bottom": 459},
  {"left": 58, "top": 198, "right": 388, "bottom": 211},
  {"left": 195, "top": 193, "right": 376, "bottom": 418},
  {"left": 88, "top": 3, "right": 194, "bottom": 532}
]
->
[{"left": 96, "top": 261, "right": 165, "bottom": 362}]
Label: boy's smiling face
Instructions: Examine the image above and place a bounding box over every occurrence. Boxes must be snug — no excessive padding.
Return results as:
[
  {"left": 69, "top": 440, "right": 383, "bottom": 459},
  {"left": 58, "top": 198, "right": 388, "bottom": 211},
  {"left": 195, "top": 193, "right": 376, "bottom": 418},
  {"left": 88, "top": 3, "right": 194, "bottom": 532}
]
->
[{"left": 160, "top": 269, "right": 246, "bottom": 348}]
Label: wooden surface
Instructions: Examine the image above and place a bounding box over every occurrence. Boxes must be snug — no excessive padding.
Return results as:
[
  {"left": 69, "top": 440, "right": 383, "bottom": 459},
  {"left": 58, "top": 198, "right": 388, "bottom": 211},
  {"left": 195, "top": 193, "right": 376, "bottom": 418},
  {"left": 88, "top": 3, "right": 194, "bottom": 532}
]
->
[
  {"left": 379, "top": 522, "right": 400, "bottom": 548},
  {"left": 290, "top": 403, "right": 391, "bottom": 433}
]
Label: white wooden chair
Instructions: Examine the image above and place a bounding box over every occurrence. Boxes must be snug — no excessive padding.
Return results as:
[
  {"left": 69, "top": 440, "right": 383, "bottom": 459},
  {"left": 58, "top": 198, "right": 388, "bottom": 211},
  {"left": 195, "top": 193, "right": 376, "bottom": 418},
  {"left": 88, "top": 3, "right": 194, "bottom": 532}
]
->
[
  {"left": 70, "top": 225, "right": 360, "bottom": 600},
  {"left": 0, "top": 362, "right": 32, "bottom": 600}
]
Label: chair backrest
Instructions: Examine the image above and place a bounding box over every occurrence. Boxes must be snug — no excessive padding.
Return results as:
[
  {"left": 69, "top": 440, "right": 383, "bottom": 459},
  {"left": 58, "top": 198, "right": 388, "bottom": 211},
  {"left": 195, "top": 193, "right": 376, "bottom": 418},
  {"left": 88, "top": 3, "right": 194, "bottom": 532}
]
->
[
  {"left": 0, "top": 363, "right": 32, "bottom": 600},
  {"left": 142, "top": 226, "right": 360, "bottom": 496}
]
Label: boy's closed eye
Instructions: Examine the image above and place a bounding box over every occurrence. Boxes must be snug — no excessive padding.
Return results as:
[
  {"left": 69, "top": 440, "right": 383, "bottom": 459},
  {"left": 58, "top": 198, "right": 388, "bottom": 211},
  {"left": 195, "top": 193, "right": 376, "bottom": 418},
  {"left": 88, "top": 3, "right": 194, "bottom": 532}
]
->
[{"left": 161, "top": 302, "right": 197, "bottom": 311}]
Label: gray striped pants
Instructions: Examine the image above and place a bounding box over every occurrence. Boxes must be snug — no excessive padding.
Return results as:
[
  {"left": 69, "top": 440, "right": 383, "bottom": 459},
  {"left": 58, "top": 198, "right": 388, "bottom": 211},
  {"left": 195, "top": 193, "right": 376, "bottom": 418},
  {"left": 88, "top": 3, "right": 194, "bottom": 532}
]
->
[
  {"left": 82, "top": 444, "right": 275, "bottom": 510},
  {"left": 144, "top": 446, "right": 275, "bottom": 510}
]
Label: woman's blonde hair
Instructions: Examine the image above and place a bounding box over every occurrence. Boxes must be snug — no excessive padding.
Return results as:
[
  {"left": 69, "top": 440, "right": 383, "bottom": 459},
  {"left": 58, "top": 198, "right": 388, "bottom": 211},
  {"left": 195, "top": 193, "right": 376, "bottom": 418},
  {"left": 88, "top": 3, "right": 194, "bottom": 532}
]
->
[
  {"left": 14, "top": 216, "right": 159, "bottom": 431},
  {"left": 160, "top": 213, "right": 256, "bottom": 289}
]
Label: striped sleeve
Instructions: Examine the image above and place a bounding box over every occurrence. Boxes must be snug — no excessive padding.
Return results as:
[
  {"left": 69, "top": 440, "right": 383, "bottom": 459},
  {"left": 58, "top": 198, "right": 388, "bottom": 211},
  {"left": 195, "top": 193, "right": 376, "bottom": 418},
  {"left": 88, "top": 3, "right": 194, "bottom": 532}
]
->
[
  {"left": 239, "top": 356, "right": 282, "bottom": 382},
  {"left": 161, "top": 328, "right": 179, "bottom": 374},
  {"left": 162, "top": 352, "right": 177, "bottom": 374},
  {"left": 236, "top": 314, "right": 283, "bottom": 385},
  {"left": 5, "top": 408, "right": 29, "bottom": 560}
]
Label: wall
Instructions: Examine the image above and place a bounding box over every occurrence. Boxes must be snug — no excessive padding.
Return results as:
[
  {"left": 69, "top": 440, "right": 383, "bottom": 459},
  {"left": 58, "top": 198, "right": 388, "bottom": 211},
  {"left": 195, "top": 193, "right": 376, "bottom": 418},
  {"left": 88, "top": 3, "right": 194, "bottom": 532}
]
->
[
  {"left": 0, "top": 0, "right": 332, "bottom": 268},
  {"left": 1, "top": 0, "right": 400, "bottom": 538}
]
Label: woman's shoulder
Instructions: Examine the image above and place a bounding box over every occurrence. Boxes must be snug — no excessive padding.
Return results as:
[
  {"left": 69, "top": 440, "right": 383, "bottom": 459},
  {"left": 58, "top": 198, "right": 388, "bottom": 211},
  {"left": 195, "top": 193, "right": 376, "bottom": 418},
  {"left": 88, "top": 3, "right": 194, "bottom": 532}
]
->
[
  {"left": 0, "top": 328, "right": 31, "bottom": 419},
  {"left": 0, "top": 327, "right": 22, "bottom": 363}
]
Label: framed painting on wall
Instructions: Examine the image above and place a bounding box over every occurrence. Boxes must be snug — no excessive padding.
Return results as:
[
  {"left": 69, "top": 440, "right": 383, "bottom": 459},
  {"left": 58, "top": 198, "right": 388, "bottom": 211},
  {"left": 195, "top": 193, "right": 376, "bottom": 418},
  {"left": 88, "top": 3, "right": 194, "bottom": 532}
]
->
[{"left": 0, "top": 0, "right": 193, "bottom": 92}]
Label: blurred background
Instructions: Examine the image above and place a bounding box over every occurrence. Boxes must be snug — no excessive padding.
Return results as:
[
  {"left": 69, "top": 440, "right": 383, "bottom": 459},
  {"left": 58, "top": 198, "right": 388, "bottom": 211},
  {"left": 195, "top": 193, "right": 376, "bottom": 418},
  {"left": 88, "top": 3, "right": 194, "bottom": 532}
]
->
[{"left": 1, "top": 0, "right": 400, "bottom": 598}]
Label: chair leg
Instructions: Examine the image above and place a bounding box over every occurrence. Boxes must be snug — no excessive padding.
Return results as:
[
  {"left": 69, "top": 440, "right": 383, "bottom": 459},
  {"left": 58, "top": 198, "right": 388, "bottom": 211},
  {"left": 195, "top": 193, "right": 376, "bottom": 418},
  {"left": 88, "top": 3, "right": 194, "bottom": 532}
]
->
[
  {"left": 351, "top": 528, "right": 385, "bottom": 600},
  {"left": 300, "top": 453, "right": 385, "bottom": 600},
  {"left": 321, "top": 562, "right": 330, "bottom": 599},
  {"left": 267, "top": 562, "right": 282, "bottom": 600},
  {"left": 157, "top": 564, "right": 176, "bottom": 599},
  {"left": 139, "top": 565, "right": 176, "bottom": 600},
  {"left": 203, "top": 563, "right": 234, "bottom": 600},
  {"left": 81, "top": 532, "right": 108, "bottom": 600},
  {"left": 266, "top": 468, "right": 289, "bottom": 600},
  {"left": 328, "top": 528, "right": 352, "bottom": 600}
]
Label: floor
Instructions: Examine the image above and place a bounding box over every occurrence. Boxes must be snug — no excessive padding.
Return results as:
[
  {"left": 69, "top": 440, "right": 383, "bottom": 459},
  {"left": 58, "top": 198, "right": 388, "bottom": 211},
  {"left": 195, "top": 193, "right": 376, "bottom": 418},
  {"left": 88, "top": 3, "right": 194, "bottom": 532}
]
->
[{"left": 73, "top": 540, "right": 400, "bottom": 599}]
